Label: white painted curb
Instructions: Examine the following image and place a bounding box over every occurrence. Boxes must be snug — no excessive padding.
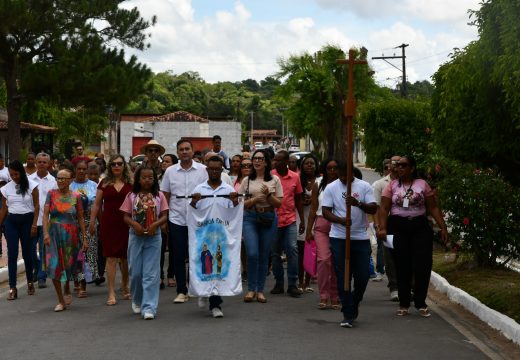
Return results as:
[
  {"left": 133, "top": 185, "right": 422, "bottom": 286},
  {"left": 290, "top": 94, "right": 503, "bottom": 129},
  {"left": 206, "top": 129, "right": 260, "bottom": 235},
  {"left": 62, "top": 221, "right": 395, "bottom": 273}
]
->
[
  {"left": 431, "top": 271, "right": 520, "bottom": 345},
  {"left": 0, "top": 259, "right": 26, "bottom": 283}
]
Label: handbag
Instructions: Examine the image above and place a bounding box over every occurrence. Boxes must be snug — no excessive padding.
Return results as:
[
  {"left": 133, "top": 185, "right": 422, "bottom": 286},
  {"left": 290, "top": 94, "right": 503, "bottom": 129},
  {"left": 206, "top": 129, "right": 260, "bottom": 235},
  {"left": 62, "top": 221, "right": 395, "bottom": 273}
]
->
[
  {"left": 303, "top": 240, "right": 317, "bottom": 277},
  {"left": 255, "top": 212, "right": 274, "bottom": 227}
]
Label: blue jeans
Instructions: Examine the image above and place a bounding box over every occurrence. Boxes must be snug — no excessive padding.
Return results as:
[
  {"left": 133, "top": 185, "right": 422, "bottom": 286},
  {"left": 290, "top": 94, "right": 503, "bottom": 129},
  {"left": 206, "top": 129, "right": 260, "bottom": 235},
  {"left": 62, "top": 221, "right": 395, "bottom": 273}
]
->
[
  {"left": 271, "top": 222, "right": 298, "bottom": 288},
  {"left": 127, "top": 230, "right": 162, "bottom": 315},
  {"left": 168, "top": 222, "right": 189, "bottom": 295},
  {"left": 31, "top": 226, "right": 46, "bottom": 281},
  {"left": 243, "top": 210, "right": 277, "bottom": 292},
  {"left": 5, "top": 213, "right": 34, "bottom": 288},
  {"left": 330, "top": 238, "right": 370, "bottom": 321}
]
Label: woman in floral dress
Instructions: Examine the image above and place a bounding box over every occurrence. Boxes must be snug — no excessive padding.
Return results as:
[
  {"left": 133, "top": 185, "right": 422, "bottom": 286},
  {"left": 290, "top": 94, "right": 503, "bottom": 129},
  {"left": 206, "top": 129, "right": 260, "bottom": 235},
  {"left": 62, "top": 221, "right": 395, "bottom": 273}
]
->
[{"left": 44, "top": 169, "right": 87, "bottom": 312}]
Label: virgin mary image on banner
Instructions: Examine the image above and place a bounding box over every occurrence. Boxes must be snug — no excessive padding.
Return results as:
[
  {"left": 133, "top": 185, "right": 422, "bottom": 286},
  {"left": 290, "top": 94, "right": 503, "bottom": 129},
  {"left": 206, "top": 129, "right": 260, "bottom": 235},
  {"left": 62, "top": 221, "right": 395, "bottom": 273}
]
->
[{"left": 201, "top": 244, "right": 213, "bottom": 275}]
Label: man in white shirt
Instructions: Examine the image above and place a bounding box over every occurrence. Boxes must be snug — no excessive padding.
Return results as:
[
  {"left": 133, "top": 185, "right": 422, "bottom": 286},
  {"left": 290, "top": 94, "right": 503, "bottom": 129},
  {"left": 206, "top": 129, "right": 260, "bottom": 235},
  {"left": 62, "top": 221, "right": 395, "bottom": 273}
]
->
[
  {"left": 322, "top": 161, "right": 377, "bottom": 328},
  {"left": 211, "top": 135, "right": 230, "bottom": 169},
  {"left": 190, "top": 155, "right": 239, "bottom": 318},
  {"left": 160, "top": 139, "right": 208, "bottom": 303},
  {"left": 28, "top": 152, "right": 57, "bottom": 288},
  {"left": 0, "top": 154, "right": 11, "bottom": 183},
  {"left": 372, "top": 155, "right": 401, "bottom": 301}
]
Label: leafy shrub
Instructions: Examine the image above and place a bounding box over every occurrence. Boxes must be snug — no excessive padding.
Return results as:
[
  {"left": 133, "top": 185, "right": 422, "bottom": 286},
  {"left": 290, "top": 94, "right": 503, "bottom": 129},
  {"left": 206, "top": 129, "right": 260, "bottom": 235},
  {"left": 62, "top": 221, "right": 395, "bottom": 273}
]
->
[{"left": 439, "top": 166, "right": 520, "bottom": 266}]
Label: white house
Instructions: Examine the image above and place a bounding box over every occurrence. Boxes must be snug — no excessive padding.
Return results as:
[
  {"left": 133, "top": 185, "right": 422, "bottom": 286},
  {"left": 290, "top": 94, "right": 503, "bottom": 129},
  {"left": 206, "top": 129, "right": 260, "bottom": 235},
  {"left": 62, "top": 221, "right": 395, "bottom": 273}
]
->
[{"left": 104, "top": 111, "right": 242, "bottom": 160}]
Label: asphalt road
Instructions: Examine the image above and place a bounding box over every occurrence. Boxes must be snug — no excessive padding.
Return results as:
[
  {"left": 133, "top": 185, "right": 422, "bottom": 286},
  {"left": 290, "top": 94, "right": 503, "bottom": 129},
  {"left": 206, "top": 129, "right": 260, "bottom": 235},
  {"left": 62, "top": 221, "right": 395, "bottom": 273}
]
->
[
  {"left": 0, "top": 271, "right": 496, "bottom": 360},
  {"left": 0, "top": 169, "right": 510, "bottom": 360}
]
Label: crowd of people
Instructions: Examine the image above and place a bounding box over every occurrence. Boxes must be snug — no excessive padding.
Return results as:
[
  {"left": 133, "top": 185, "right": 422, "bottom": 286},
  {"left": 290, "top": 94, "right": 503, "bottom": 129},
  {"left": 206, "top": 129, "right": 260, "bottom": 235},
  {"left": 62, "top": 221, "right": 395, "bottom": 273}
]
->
[{"left": 0, "top": 136, "right": 448, "bottom": 327}]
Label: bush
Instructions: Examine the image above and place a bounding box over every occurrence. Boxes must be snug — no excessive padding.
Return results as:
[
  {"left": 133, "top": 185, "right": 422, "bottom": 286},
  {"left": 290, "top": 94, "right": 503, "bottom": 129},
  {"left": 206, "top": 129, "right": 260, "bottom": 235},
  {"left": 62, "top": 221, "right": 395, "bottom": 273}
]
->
[{"left": 439, "top": 166, "right": 520, "bottom": 266}]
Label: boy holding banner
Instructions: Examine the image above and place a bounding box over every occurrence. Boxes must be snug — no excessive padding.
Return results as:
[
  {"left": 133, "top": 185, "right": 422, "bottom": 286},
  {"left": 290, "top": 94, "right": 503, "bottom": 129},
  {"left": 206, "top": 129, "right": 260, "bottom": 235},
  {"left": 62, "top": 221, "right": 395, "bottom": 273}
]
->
[{"left": 189, "top": 156, "right": 240, "bottom": 318}]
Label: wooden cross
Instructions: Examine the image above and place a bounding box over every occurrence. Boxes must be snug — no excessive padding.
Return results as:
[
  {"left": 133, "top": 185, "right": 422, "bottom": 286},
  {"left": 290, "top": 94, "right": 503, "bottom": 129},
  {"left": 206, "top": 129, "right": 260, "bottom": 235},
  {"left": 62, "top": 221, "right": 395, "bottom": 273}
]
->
[{"left": 336, "top": 49, "right": 367, "bottom": 291}]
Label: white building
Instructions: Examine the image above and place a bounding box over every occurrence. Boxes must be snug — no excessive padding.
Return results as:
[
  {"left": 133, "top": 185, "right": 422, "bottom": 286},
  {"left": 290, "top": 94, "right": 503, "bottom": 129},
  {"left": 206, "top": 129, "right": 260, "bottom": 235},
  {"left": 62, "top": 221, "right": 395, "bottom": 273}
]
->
[{"left": 104, "top": 111, "right": 242, "bottom": 160}]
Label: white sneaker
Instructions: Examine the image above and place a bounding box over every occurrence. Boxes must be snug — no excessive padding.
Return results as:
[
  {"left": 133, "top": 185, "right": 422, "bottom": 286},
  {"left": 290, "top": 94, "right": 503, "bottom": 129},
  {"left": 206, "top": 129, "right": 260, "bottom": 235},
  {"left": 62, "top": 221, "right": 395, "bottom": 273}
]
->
[
  {"left": 173, "top": 293, "right": 189, "bottom": 303},
  {"left": 212, "top": 307, "right": 224, "bottom": 318},
  {"left": 371, "top": 273, "right": 384, "bottom": 282},
  {"left": 143, "top": 312, "right": 154, "bottom": 320},
  {"left": 390, "top": 291, "right": 399, "bottom": 302},
  {"left": 198, "top": 297, "right": 208, "bottom": 309},
  {"left": 131, "top": 302, "right": 141, "bottom": 314}
]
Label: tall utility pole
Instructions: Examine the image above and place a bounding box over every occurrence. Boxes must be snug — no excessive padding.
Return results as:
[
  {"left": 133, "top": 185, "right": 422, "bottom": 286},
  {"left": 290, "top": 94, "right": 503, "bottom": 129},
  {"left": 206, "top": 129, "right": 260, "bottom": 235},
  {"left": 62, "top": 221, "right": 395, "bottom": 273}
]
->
[{"left": 372, "top": 43, "right": 409, "bottom": 97}]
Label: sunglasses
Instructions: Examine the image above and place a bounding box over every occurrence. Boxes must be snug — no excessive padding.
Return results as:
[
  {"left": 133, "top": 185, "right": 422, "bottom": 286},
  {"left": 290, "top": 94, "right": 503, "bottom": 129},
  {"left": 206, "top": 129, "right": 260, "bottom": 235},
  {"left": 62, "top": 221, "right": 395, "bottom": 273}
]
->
[
  {"left": 241, "top": 163, "right": 252, "bottom": 168},
  {"left": 110, "top": 161, "right": 124, "bottom": 167},
  {"left": 147, "top": 148, "right": 160, "bottom": 153},
  {"left": 396, "top": 163, "right": 410, "bottom": 168}
]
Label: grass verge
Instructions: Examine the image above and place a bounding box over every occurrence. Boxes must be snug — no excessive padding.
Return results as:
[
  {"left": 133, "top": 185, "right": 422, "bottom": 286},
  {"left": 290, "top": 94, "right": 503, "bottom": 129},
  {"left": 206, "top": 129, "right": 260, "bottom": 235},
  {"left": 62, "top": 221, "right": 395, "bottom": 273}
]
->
[{"left": 432, "top": 245, "right": 520, "bottom": 324}]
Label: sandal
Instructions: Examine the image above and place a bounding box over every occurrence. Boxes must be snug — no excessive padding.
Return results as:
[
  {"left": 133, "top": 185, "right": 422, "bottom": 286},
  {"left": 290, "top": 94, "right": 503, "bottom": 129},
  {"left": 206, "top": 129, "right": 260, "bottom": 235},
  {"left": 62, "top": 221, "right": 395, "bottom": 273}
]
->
[
  {"left": 121, "top": 287, "right": 131, "bottom": 300},
  {"left": 418, "top": 308, "right": 431, "bottom": 318},
  {"left": 318, "top": 299, "right": 328, "bottom": 309},
  {"left": 54, "top": 303, "right": 66, "bottom": 312},
  {"left": 305, "top": 287, "right": 314, "bottom": 293},
  {"left": 78, "top": 290, "right": 88, "bottom": 298},
  {"left": 256, "top": 293, "right": 267, "bottom": 303},
  {"left": 106, "top": 297, "right": 117, "bottom": 306},
  {"left": 331, "top": 300, "right": 341, "bottom": 310},
  {"left": 243, "top": 291, "right": 256, "bottom": 303},
  {"left": 64, "top": 294, "right": 73, "bottom": 306},
  {"left": 396, "top": 308, "right": 409, "bottom": 316},
  {"left": 168, "top": 278, "right": 176, "bottom": 287}
]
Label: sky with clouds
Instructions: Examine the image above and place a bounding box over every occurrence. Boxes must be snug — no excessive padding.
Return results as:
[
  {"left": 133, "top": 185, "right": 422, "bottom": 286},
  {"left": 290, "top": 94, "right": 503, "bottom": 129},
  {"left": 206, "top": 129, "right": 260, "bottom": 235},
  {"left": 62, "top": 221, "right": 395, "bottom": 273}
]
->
[{"left": 122, "top": 0, "right": 480, "bottom": 88}]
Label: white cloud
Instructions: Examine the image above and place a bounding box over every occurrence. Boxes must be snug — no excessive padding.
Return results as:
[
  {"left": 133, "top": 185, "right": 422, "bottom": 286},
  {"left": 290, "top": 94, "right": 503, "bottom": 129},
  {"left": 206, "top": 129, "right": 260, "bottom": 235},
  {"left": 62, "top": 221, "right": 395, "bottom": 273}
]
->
[
  {"left": 120, "top": 0, "right": 478, "bottom": 85},
  {"left": 315, "top": 0, "right": 481, "bottom": 23}
]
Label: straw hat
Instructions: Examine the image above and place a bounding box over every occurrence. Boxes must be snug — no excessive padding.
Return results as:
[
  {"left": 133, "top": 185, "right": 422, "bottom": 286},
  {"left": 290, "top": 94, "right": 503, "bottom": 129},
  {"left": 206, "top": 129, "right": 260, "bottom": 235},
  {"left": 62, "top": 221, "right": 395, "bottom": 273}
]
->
[{"left": 140, "top": 139, "right": 165, "bottom": 155}]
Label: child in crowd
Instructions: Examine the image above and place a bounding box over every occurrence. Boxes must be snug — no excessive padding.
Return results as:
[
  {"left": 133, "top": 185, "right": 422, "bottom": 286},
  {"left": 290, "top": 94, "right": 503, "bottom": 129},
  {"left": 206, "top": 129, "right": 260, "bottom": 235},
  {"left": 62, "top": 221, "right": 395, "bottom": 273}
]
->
[{"left": 120, "top": 167, "right": 168, "bottom": 320}]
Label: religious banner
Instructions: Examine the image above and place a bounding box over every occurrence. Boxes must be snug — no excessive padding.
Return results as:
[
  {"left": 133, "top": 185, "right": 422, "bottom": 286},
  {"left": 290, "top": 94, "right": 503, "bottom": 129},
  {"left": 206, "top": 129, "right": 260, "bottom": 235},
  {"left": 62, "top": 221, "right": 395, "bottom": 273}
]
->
[{"left": 187, "top": 201, "right": 243, "bottom": 296}]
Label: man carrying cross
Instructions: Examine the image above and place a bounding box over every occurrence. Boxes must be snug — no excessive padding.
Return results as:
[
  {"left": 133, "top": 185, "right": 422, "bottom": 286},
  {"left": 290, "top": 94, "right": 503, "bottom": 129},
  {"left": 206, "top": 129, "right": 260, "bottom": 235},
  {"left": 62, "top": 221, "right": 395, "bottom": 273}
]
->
[{"left": 322, "top": 161, "right": 377, "bottom": 328}]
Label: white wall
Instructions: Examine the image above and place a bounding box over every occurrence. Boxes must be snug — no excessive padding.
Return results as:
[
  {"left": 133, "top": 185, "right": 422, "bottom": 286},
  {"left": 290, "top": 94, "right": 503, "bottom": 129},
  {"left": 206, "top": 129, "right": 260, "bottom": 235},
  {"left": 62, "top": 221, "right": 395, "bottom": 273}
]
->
[{"left": 119, "top": 120, "right": 242, "bottom": 159}]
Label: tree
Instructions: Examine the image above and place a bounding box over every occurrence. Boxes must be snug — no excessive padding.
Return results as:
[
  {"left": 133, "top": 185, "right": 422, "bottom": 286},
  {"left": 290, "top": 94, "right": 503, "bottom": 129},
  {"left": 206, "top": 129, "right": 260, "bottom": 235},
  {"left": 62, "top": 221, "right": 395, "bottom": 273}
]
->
[
  {"left": 359, "top": 98, "right": 432, "bottom": 171},
  {"left": 431, "top": 0, "right": 520, "bottom": 185},
  {"left": 276, "top": 45, "right": 378, "bottom": 159},
  {"left": 0, "top": 0, "right": 155, "bottom": 160}
]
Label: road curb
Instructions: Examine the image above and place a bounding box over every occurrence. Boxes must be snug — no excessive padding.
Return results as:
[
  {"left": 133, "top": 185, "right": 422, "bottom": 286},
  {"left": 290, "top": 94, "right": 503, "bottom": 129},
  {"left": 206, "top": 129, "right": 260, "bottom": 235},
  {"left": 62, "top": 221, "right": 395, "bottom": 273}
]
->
[
  {"left": 431, "top": 271, "right": 520, "bottom": 346},
  {"left": 0, "top": 259, "right": 25, "bottom": 283}
]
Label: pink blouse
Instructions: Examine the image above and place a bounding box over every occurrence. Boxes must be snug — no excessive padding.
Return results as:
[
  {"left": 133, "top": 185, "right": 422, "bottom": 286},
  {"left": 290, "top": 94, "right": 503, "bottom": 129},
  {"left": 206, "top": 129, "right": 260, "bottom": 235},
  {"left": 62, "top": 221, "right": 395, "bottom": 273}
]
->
[{"left": 382, "top": 179, "right": 433, "bottom": 217}]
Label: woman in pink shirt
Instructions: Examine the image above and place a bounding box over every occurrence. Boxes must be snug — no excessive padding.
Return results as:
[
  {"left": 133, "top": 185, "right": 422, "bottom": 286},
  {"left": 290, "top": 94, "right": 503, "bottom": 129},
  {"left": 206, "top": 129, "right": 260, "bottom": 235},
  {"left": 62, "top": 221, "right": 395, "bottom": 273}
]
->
[{"left": 377, "top": 155, "right": 448, "bottom": 318}]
